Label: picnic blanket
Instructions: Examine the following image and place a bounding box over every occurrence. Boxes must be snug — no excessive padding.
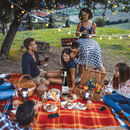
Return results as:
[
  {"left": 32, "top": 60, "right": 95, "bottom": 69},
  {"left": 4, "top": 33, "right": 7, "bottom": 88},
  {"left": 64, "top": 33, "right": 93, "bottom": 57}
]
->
[{"left": 0, "top": 73, "right": 127, "bottom": 130}]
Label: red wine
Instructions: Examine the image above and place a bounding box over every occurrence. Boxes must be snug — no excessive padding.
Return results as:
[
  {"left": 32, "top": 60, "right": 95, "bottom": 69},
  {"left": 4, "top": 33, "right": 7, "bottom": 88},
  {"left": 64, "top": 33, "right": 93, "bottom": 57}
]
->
[
  {"left": 45, "top": 56, "right": 49, "bottom": 61},
  {"left": 62, "top": 71, "right": 68, "bottom": 96},
  {"left": 6, "top": 75, "right": 11, "bottom": 80}
]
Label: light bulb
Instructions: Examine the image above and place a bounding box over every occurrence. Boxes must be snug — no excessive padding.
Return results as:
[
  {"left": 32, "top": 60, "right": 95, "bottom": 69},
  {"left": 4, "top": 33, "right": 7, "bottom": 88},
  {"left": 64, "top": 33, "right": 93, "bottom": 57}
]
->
[
  {"left": 100, "top": 37, "right": 102, "bottom": 40},
  {"left": 108, "top": 1, "right": 110, "bottom": 3},
  {"left": 128, "top": 35, "right": 130, "bottom": 37},
  {"left": 109, "top": 37, "right": 111, "bottom": 40},
  {"left": 46, "top": 24, "right": 48, "bottom": 27},
  {"left": 22, "top": 11, "right": 24, "bottom": 14},
  {"left": 120, "top": 36, "right": 122, "bottom": 39},
  {"left": 35, "top": 19, "right": 38, "bottom": 22},
  {"left": 68, "top": 32, "right": 71, "bottom": 35},
  {"left": 79, "top": 34, "right": 82, "bottom": 36},
  {"left": 58, "top": 28, "right": 61, "bottom": 31},
  {"left": 11, "top": 4, "right": 14, "bottom": 8}
]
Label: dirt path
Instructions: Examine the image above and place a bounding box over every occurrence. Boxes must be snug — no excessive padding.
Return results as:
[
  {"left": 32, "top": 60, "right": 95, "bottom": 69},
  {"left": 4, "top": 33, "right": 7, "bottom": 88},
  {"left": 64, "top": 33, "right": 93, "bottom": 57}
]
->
[{"left": 0, "top": 46, "right": 130, "bottom": 80}]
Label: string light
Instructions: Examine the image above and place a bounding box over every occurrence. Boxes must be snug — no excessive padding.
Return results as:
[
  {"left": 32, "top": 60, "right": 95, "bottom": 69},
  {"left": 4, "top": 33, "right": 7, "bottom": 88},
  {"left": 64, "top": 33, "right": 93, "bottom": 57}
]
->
[
  {"left": 100, "top": 36, "right": 102, "bottom": 40},
  {"left": 11, "top": 4, "right": 14, "bottom": 8},
  {"left": 46, "top": 24, "right": 48, "bottom": 27},
  {"left": 108, "top": 1, "right": 110, "bottom": 3},
  {"left": 22, "top": 11, "right": 24, "bottom": 14},
  {"left": 109, "top": 36, "right": 111, "bottom": 40},
  {"left": 68, "top": 31, "right": 71, "bottom": 35},
  {"left": 79, "top": 34, "right": 82, "bottom": 36},
  {"left": 120, "top": 35, "right": 122, "bottom": 39},
  {"left": 35, "top": 19, "right": 38, "bottom": 22},
  {"left": 58, "top": 27, "right": 61, "bottom": 31},
  {"left": 122, "top": 7, "right": 125, "bottom": 9},
  {"left": 128, "top": 35, "right": 130, "bottom": 37}
]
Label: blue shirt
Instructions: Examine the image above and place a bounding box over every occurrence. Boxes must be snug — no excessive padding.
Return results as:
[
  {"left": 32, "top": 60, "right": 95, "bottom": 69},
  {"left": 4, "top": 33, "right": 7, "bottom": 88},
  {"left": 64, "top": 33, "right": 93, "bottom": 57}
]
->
[
  {"left": 79, "top": 23, "right": 93, "bottom": 38},
  {"left": 22, "top": 52, "right": 41, "bottom": 79},
  {"left": 64, "top": 59, "right": 77, "bottom": 76}
]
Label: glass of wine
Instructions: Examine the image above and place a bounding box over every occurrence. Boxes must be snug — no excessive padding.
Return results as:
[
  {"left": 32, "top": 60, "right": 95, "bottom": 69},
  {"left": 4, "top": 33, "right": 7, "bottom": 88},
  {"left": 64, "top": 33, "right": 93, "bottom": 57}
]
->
[
  {"left": 44, "top": 55, "right": 49, "bottom": 67},
  {"left": 6, "top": 74, "right": 11, "bottom": 86},
  {"left": 60, "top": 67, "right": 64, "bottom": 77}
]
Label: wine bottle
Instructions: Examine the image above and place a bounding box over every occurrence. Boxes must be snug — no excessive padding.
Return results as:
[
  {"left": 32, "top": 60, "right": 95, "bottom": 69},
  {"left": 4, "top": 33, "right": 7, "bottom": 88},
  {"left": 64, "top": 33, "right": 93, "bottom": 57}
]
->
[{"left": 62, "top": 71, "right": 68, "bottom": 96}]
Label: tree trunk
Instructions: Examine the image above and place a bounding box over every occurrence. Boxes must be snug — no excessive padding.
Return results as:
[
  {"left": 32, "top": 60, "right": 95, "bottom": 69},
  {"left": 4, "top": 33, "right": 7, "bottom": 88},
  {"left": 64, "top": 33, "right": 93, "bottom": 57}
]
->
[
  {"left": 2, "top": 21, "right": 5, "bottom": 35},
  {"left": 0, "top": 16, "right": 21, "bottom": 55}
]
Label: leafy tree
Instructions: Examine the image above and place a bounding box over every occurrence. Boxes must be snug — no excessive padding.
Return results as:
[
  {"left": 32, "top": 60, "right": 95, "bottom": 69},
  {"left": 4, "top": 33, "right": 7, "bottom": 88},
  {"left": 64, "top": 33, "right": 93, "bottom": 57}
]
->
[
  {"left": 0, "top": 0, "right": 130, "bottom": 55},
  {"left": 26, "top": 13, "right": 32, "bottom": 30},
  {"left": 94, "top": 18, "right": 106, "bottom": 27},
  {"left": 0, "top": 2, "right": 13, "bottom": 35},
  {"left": 65, "top": 19, "right": 69, "bottom": 27},
  {"left": 48, "top": 15, "right": 55, "bottom": 28}
]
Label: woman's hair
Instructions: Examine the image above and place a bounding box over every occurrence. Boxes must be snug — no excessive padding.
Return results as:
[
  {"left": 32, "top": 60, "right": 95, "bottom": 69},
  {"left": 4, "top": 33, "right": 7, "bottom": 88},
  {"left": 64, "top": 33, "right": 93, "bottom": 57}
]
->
[
  {"left": 16, "top": 100, "right": 35, "bottom": 126},
  {"left": 24, "top": 38, "right": 34, "bottom": 50},
  {"left": 61, "top": 48, "right": 71, "bottom": 65},
  {"left": 112, "top": 63, "right": 130, "bottom": 89},
  {"left": 78, "top": 8, "right": 93, "bottom": 20}
]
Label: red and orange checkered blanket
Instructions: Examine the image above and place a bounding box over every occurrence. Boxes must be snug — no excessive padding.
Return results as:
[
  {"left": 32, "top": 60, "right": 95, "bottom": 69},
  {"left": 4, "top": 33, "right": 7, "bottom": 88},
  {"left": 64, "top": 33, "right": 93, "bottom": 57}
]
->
[{"left": 0, "top": 73, "right": 122, "bottom": 129}]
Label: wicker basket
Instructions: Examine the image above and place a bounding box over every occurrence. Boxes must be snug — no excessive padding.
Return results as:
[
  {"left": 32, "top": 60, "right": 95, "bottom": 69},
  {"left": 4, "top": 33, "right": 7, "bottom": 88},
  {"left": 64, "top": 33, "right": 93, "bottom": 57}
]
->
[
  {"left": 13, "top": 74, "right": 36, "bottom": 97},
  {"left": 74, "top": 68, "right": 106, "bottom": 102}
]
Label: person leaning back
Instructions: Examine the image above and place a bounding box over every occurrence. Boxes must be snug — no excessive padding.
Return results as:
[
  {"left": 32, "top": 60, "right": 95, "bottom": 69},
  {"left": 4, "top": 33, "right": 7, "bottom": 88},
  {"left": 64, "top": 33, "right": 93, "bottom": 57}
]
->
[{"left": 22, "top": 38, "right": 50, "bottom": 85}]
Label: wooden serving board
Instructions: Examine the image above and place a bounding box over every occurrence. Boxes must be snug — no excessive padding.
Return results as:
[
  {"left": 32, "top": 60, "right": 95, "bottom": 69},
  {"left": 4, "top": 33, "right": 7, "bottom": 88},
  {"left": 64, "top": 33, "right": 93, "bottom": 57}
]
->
[{"left": 60, "top": 92, "right": 80, "bottom": 102}]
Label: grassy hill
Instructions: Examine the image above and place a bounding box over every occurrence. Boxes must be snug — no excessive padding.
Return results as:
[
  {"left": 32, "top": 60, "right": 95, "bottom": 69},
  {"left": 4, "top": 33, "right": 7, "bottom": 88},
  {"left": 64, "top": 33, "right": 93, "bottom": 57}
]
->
[{"left": 0, "top": 27, "right": 130, "bottom": 60}]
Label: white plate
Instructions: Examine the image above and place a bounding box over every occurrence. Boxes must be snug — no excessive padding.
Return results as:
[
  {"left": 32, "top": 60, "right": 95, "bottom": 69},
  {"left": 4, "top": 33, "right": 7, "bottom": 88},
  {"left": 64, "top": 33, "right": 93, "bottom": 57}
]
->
[
  {"left": 48, "top": 88, "right": 61, "bottom": 101},
  {"left": 73, "top": 102, "right": 87, "bottom": 110},
  {"left": 44, "top": 103, "right": 58, "bottom": 112},
  {"left": 61, "top": 102, "right": 73, "bottom": 109}
]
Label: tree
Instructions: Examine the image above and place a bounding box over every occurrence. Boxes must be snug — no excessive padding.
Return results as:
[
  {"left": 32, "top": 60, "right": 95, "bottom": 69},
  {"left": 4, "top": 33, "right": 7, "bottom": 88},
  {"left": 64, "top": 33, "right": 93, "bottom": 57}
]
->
[
  {"left": 26, "top": 13, "right": 32, "bottom": 30},
  {"left": 48, "top": 15, "right": 55, "bottom": 28},
  {"left": 0, "top": 0, "right": 130, "bottom": 55},
  {"left": 0, "top": 2, "right": 13, "bottom": 35},
  {"left": 65, "top": 19, "right": 69, "bottom": 27}
]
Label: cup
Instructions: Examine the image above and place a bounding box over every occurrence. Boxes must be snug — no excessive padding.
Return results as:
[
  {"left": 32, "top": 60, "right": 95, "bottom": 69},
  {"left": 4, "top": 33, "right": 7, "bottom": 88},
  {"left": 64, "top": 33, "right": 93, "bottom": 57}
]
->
[
  {"left": 13, "top": 100, "right": 19, "bottom": 109},
  {"left": 42, "top": 95, "right": 48, "bottom": 103}
]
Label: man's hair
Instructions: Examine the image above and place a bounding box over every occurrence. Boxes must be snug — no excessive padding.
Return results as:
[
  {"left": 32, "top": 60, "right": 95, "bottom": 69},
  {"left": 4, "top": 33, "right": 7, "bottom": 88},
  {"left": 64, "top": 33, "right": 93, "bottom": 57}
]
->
[
  {"left": 23, "top": 38, "right": 34, "bottom": 50},
  {"left": 71, "top": 41, "right": 80, "bottom": 49},
  {"left": 16, "top": 100, "right": 35, "bottom": 126},
  {"left": 79, "top": 8, "right": 93, "bottom": 20}
]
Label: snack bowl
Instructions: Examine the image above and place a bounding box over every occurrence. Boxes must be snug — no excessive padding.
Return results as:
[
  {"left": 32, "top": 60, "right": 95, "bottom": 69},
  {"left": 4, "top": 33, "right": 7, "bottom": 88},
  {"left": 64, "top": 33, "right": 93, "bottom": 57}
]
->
[
  {"left": 44, "top": 103, "right": 58, "bottom": 112},
  {"left": 48, "top": 88, "right": 61, "bottom": 101},
  {"left": 61, "top": 102, "right": 73, "bottom": 109}
]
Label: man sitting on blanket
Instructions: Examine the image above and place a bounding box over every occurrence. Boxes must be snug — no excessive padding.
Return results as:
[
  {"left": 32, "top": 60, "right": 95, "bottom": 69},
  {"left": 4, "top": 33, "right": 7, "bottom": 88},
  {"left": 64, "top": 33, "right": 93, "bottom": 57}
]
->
[
  {"left": 22, "top": 38, "right": 50, "bottom": 85},
  {"left": 0, "top": 100, "right": 37, "bottom": 130}
]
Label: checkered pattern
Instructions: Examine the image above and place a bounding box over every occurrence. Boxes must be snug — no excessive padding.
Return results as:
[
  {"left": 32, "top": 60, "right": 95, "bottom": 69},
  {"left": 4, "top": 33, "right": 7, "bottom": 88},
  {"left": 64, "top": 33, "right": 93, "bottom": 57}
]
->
[
  {"left": 2, "top": 73, "right": 126, "bottom": 130},
  {"left": 111, "top": 108, "right": 130, "bottom": 130},
  {"left": 74, "top": 38, "right": 102, "bottom": 68}
]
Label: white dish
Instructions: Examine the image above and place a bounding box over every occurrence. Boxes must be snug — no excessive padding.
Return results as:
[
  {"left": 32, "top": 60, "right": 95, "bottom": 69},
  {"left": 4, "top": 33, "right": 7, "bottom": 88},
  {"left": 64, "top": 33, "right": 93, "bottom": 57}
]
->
[
  {"left": 48, "top": 88, "right": 61, "bottom": 101},
  {"left": 44, "top": 103, "right": 58, "bottom": 112},
  {"left": 61, "top": 102, "right": 73, "bottom": 109},
  {"left": 73, "top": 102, "right": 87, "bottom": 110}
]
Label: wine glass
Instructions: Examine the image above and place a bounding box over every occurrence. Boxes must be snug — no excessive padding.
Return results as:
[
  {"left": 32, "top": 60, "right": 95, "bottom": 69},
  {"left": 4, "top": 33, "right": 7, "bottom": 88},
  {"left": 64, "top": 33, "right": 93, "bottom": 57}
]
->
[
  {"left": 6, "top": 74, "right": 11, "bottom": 86},
  {"left": 60, "top": 67, "right": 64, "bottom": 77},
  {"left": 44, "top": 55, "right": 49, "bottom": 67}
]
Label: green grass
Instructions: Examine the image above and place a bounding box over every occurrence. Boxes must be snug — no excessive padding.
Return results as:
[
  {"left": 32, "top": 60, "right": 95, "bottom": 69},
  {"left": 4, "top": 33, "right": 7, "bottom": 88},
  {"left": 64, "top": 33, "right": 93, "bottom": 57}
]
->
[{"left": 0, "top": 27, "right": 130, "bottom": 59}]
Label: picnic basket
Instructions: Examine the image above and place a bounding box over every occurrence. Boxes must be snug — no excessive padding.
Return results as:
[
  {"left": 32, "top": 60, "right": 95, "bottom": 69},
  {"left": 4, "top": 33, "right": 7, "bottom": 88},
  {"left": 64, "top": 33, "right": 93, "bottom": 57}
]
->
[
  {"left": 13, "top": 74, "right": 36, "bottom": 97},
  {"left": 74, "top": 68, "right": 106, "bottom": 102}
]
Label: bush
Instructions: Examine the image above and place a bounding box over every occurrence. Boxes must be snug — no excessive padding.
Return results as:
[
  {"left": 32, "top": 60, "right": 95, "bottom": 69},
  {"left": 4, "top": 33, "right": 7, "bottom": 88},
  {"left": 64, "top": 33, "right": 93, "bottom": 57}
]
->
[{"left": 94, "top": 18, "right": 106, "bottom": 27}]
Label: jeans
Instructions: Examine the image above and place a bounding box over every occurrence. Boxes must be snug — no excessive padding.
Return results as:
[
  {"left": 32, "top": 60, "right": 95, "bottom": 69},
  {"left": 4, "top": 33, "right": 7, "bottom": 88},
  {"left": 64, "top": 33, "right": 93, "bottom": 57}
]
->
[
  {"left": 0, "top": 82, "right": 14, "bottom": 101},
  {"left": 103, "top": 92, "right": 130, "bottom": 114}
]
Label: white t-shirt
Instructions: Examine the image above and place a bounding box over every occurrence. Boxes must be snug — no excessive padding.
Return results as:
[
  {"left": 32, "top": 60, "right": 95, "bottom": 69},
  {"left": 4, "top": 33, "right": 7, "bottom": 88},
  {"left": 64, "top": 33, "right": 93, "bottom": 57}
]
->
[{"left": 107, "top": 79, "right": 130, "bottom": 99}]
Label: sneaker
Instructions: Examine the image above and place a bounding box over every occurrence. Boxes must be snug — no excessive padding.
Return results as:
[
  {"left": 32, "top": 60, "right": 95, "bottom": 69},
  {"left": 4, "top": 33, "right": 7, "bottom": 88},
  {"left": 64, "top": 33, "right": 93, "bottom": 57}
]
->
[{"left": 75, "top": 76, "right": 81, "bottom": 83}]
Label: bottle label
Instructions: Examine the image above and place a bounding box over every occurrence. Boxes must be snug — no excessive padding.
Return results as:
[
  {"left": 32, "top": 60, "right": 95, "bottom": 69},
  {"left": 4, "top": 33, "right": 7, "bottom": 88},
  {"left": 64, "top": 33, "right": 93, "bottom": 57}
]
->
[{"left": 62, "top": 86, "right": 68, "bottom": 94}]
